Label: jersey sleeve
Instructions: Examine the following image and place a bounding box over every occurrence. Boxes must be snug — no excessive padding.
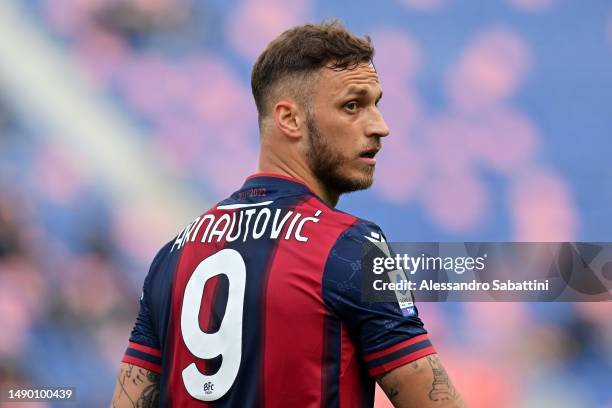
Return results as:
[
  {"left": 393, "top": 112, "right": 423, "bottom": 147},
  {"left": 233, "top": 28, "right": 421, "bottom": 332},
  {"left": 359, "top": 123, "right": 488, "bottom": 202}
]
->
[
  {"left": 322, "top": 221, "right": 436, "bottom": 377},
  {"left": 121, "top": 244, "right": 170, "bottom": 374}
]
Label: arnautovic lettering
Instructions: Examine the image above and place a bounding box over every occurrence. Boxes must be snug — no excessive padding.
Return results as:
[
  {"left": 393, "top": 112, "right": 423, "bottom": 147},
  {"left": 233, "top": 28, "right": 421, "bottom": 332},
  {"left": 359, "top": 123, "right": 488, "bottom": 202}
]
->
[{"left": 171, "top": 208, "right": 323, "bottom": 251}]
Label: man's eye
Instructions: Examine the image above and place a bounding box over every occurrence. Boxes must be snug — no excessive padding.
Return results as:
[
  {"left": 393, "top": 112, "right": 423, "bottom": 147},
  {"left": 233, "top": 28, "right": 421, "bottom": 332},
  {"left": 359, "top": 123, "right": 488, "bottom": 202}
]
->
[{"left": 344, "top": 101, "right": 358, "bottom": 111}]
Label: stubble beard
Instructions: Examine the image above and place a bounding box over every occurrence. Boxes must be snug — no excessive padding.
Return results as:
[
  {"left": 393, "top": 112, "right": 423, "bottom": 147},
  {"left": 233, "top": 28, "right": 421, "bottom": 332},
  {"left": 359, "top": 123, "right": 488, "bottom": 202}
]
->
[{"left": 305, "top": 113, "right": 375, "bottom": 195}]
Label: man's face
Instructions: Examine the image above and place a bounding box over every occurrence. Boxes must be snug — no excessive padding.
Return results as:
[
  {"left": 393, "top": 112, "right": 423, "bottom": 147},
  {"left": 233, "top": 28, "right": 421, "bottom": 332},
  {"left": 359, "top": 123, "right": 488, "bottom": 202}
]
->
[{"left": 306, "top": 62, "right": 390, "bottom": 194}]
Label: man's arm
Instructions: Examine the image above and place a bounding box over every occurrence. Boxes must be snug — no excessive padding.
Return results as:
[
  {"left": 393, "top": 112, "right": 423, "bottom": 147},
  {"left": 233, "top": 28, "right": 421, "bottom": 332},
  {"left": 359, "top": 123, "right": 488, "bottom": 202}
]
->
[
  {"left": 110, "top": 362, "right": 160, "bottom": 408},
  {"left": 377, "top": 353, "right": 468, "bottom": 408}
]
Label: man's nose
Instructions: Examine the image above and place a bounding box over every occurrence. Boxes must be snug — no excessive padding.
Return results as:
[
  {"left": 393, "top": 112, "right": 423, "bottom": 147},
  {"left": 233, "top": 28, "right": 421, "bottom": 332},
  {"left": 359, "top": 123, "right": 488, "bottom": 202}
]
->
[{"left": 367, "top": 108, "right": 390, "bottom": 138}]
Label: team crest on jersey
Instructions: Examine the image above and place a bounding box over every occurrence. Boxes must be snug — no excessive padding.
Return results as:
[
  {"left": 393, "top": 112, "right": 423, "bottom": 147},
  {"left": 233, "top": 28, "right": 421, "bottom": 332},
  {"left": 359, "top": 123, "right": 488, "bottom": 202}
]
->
[{"left": 203, "top": 381, "right": 214, "bottom": 395}]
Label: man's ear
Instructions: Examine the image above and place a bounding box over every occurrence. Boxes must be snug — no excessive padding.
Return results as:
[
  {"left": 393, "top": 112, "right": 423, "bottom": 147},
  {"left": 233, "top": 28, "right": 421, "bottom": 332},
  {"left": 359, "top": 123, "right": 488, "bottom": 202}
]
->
[{"left": 274, "top": 100, "right": 304, "bottom": 139}]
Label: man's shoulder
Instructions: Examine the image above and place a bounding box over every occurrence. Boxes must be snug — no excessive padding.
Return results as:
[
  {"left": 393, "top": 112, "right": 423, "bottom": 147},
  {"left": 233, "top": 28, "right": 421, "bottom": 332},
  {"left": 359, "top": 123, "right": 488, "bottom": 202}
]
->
[
  {"left": 150, "top": 239, "right": 177, "bottom": 271},
  {"left": 314, "top": 208, "right": 387, "bottom": 266},
  {"left": 351, "top": 216, "right": 386, "bottom": 241},
  {"left": 294, "top": 196, "right": 384, "bottom": 235},
  {"left": 321, "top": 214, "right": 387, "bottom": 292},
  {"left": 329, "top": 210, "right": 386, "bottom": 246},
  {"left": 142, "top": 239, "right": 181, "bottom": 288}
]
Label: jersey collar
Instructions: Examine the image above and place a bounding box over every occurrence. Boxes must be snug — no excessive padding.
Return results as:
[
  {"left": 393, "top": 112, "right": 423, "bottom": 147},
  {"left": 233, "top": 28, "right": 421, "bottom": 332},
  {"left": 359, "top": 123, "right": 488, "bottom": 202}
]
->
[{"left": 240, "top": 173, "right": 315, "bottom": 196}]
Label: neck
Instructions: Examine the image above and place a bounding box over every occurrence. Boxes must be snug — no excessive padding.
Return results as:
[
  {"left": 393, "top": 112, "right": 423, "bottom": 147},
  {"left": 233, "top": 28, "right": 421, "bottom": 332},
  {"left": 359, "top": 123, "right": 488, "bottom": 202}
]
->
[{"left": 257, "top": 155, "right": 340, "bottom": 207}]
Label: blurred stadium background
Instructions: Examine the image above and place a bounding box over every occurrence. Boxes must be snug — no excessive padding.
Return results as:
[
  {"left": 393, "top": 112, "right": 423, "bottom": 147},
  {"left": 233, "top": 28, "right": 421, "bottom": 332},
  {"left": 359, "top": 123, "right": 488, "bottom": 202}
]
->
[{"left": 0, "top": 0, "right": 611, "bottom": 407}]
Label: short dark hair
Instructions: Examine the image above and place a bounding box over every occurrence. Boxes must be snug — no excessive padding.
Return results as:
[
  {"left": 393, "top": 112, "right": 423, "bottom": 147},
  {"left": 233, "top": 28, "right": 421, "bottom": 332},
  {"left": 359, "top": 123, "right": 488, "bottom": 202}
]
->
[{"left": 251, "top": 20, "right": 374, "bottom": 125}]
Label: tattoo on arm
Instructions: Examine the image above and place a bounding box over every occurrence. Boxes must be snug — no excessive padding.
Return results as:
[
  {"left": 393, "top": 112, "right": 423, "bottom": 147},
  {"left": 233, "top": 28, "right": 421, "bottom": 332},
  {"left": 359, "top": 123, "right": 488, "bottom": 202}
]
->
[
  {"left": 426, "top": 355, "right": 458, "bottom": 402},
  {"left": 379, "top": 374, "right": 400, "bottom": 401},
  {"left": 112, "top": 364, "right": 160, "bottom": 408},
  {"left": 116, "top": 365, "right": 137, "bottom": 407},
  {"left": 377, "top": 358, "right": 421, "bottom": 403},
  {"left": 136, "top": 369, "right": 160, "bottom": 408}
]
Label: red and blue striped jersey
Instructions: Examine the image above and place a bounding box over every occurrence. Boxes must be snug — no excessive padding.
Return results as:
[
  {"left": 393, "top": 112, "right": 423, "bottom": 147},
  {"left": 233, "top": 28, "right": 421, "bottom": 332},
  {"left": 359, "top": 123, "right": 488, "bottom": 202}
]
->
[{"left": 122, "top": 174, "right": 435, "bottom": 407}]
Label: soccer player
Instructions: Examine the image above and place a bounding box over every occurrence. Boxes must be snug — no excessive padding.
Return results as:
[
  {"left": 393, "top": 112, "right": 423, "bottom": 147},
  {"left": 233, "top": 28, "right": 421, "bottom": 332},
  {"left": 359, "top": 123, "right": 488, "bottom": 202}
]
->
[{"left": 111, "top": 21, "right": 467, "bottom": 408}]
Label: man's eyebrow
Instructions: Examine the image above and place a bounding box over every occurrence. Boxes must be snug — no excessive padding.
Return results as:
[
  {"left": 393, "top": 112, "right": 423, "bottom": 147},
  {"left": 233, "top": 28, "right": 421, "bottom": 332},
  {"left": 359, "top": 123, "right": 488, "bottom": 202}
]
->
[
  {"left": 345, "top": 86, "right": 368, "bottom": 96},
  {"left": 344, "top": 86, "right": 384, "bottom": 102}
]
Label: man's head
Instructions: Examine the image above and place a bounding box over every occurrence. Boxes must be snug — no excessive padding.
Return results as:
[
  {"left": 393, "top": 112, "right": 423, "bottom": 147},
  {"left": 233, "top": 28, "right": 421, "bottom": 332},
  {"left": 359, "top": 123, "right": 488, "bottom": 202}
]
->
[{"left": 251, "top": 21, "right": 390, "bottom": 202}]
